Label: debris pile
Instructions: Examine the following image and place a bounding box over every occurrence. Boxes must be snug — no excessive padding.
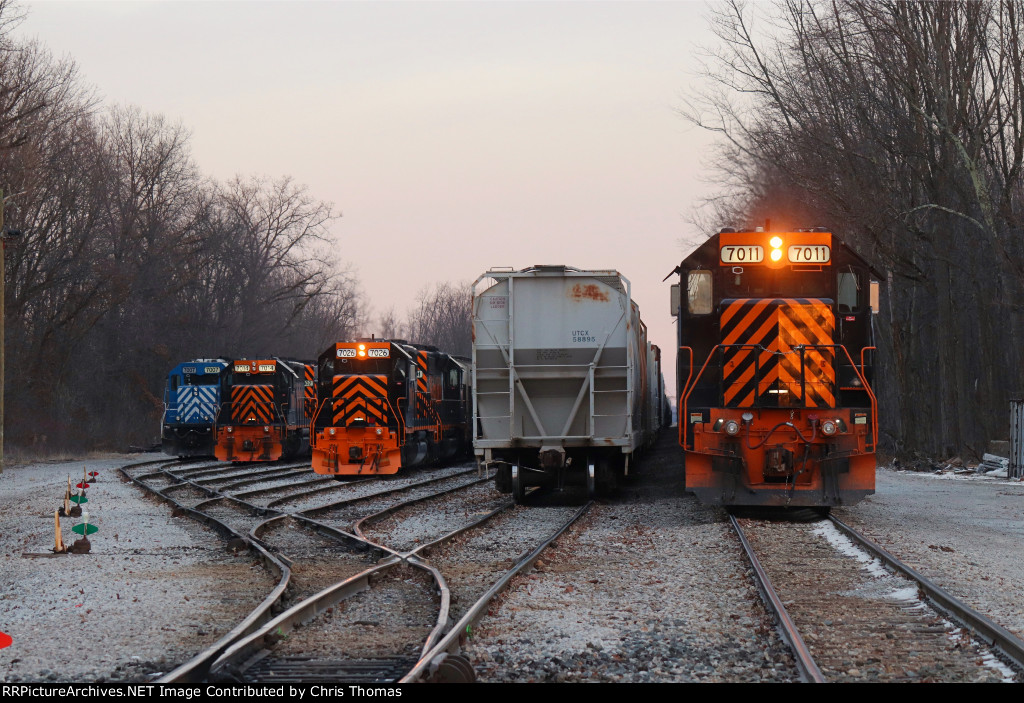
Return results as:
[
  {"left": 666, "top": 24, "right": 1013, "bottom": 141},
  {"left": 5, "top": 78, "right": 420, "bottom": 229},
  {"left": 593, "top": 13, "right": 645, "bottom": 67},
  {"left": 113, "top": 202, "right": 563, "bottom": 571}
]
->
[{"left": 978, "top": 453, "right": 1009, "bottom": 477}]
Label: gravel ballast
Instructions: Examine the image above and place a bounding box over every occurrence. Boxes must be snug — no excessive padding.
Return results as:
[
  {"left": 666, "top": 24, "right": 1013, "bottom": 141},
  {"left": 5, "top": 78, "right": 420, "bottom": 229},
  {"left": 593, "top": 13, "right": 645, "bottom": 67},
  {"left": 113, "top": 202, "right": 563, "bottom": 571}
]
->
[
  {"left": 2, "top": 448, "right": 1022, "bottom": 683},
  {"left": 0, "top": 456, "right": 277, "bottom": 682}
]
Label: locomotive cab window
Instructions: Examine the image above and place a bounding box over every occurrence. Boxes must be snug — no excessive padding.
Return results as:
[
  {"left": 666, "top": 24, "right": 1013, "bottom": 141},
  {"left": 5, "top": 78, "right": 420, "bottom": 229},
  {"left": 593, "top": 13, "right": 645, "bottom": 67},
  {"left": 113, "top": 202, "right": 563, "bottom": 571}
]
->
[
  {"left": 687, "top": 270, "right": 713, "bottom": 315},
  {"left": 837, "top": 271, "right": 860, "bottom": 312}
]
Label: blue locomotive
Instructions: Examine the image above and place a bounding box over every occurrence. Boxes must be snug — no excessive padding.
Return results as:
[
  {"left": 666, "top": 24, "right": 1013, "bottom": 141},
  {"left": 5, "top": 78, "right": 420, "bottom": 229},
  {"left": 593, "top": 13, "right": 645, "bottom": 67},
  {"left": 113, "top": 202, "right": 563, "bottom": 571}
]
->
[{"left": 161, "top": 359, "right": 230, "bottom": 458}]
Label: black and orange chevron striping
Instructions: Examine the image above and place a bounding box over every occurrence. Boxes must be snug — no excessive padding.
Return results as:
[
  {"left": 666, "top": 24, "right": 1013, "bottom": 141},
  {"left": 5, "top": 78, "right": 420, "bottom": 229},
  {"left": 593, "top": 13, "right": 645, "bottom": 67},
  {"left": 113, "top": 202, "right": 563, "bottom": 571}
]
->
[
  {"left": 231, "top": 385, "right": 275, "bottom": 423},
  {"left": 720, "top": 298, "right": 835, "bottom": 408},
  {"left": 304, "top": 364, "right": 316, "bottom": 420},
  {"left": 332, "top": 374, "right": 390, "bottom": 426}
]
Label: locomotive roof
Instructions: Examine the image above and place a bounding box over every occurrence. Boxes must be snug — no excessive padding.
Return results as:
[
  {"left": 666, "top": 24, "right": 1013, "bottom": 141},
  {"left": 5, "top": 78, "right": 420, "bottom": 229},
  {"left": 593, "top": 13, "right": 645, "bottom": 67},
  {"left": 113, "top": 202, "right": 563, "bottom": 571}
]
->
[{"left": 668, "top": 229, "right": 883, "bottom": 280}]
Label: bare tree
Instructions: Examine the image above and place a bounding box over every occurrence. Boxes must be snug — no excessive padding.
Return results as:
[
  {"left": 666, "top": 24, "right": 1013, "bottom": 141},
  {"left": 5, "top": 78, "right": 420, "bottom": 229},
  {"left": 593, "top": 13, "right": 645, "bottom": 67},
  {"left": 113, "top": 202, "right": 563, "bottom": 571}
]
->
[{"left": 406, "top": 281, "right": 473, "bottom": 357}]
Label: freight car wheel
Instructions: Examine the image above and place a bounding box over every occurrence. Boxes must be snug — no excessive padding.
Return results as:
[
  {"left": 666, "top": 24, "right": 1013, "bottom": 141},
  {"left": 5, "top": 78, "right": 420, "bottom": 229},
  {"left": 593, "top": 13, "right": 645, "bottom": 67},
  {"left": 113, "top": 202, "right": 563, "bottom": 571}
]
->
[{"left": 511, "top": 464, "right": 526, "bottom": 504}]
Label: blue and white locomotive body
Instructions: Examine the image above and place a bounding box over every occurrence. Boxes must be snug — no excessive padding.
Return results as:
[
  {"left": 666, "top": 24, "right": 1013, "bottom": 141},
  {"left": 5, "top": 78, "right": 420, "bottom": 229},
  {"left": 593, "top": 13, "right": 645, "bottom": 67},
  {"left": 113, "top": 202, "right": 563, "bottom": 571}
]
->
[{"left": 161, "top": 359, "right": 229, "bottom": 458}]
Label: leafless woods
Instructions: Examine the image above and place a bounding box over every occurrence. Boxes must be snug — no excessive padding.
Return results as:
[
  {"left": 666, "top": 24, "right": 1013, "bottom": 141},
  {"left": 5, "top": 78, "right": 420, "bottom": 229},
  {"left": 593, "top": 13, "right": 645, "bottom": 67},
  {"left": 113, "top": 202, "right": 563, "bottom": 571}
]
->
[{"left": 0, "top": 6, "right": 360, "bottom": 452}]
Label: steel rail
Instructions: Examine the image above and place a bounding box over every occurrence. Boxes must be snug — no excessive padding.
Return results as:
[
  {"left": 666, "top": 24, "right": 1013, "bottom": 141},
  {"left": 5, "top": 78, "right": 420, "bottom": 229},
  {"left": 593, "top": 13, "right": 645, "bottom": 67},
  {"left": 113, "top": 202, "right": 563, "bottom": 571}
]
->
[
  {"left": 401, "top": 500, "right": 593, "bottom": 683},
  {"left": 202, "top": 470, "right": 503, "bottom": 682},
  {"left": 829, "top": 515, "right": 1024, "bottom": 671},
  {"left": 117, "top": 460, "right": 292, "bottom": 683},
  {"left": 730, "top": 515, "right": 825, "bottom": 683},
  {"left": 296, "top": 466, "right": 479, "bottom": 517},
  {"left": 351, "top": 476, "right": 493, "bottom": 543}
]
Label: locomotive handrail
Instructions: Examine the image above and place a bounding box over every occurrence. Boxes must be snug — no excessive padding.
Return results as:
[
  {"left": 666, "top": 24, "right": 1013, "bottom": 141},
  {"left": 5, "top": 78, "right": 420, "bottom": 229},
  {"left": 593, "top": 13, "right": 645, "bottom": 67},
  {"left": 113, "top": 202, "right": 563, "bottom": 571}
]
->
[
  {"left": 679, "top": 344, "right": 762, "bottom": 450},
  {"left": 678, "top": 346, "right": 692, "bottom": 449},
  {"left": 212, "top": 401, "right": 286, "bottom": 428},
  {"left": 310, "top": 394, "right": 407, "bottom": 451},
  {"left": 793, "top": 343, "right": 878, "bottom": 450},
  {"left": 309, "top": 398, "right": 328, "bottom": 448},
  {"left": 860, "top": 346, "right": 878, "bottom": 445},
  {"left": 680, "top": 343, "right": 877, "bottom": 451}
]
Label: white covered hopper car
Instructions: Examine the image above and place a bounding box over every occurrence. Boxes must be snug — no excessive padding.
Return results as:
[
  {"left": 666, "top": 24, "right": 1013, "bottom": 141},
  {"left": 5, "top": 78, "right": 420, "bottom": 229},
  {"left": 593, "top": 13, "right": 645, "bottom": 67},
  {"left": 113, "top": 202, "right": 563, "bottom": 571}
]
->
[{"left": 472, "top": 265, "right": 666, "bottom": 500}]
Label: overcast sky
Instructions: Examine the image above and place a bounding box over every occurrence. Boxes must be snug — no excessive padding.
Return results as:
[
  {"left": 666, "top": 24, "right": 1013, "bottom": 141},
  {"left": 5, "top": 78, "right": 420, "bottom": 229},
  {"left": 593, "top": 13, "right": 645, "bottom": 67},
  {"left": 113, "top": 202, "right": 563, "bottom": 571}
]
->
[{"left": 16, "top": 0, "right": 721, "bottom": 394}]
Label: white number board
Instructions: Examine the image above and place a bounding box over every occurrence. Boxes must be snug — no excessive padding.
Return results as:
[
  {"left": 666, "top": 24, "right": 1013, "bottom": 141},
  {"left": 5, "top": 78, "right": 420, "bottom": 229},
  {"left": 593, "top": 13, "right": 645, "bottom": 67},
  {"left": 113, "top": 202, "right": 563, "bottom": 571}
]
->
[
  {"left": 258, "top": 364, "right": 275, "bottom": 372},
  {"left": 720, "top": 245, "right": 764, "bottom": 263},
  {"left": 204, "top": 366, "right": 221, "bottom": 374},
  {"left": 337, "top": 348, "right": 357, "bottom": 358},
  {"left": 788, "top": 245, "right": 831, "bottom": 263},
  {"left": 367, "top": 348, "right": 390, "bottom": 358}
]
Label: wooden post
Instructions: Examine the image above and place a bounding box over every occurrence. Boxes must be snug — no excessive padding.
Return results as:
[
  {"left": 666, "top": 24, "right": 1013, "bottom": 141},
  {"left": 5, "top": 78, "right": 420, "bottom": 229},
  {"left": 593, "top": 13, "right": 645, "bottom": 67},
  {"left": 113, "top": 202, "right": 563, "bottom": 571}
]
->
[{"left": 53, "top": 511, "right": 65, "bottom": 553}]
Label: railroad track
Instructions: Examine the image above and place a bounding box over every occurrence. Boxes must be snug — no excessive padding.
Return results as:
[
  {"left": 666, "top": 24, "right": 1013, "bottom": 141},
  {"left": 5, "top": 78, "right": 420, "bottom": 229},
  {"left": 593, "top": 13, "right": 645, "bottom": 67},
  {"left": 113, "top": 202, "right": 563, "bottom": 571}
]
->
[
  {"left": 732, "top": 514, "right": 1024, "bottom": 682},
  {"left": 206, "top": 486, "right": 590, "bottom": 684},
  {"left": 120, "top": 458, "right": 528, "bottom": 682}
]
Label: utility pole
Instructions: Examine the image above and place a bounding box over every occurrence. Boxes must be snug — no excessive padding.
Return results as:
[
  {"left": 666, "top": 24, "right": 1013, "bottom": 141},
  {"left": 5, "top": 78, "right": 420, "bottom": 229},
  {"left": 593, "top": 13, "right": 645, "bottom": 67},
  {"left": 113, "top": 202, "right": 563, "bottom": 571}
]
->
[
  {"left": 1, "top": 187, "right": 5, "bottom": 475},
  {"left": 1, "top": 190, "right": 24, "bottom": 475}
]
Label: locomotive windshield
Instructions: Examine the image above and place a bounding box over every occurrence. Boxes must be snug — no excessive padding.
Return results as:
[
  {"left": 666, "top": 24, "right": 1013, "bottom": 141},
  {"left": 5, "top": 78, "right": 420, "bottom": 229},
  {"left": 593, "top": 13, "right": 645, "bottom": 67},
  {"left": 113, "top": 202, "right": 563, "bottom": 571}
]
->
[
  {"left": 723, "top": 267, "right": 833, "bottom": 300},
  {"left": 182, "top": 373, "right": 219, "bottom": 385},
  {"left": 334, "top": 358, "right": 394, "bottom": 375}
]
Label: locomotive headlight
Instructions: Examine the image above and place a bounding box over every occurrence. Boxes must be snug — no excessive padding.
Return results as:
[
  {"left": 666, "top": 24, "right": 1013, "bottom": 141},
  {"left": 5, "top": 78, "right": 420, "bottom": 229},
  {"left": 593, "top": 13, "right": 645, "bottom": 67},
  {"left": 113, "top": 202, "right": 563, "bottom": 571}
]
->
[
  {"left": 821, "top": 419, "right": 838, "bottom": 436},
  {"left": 769, "top": 236, "right": 783, "bottom": 262},
  {"left": 770, "top": 249, "right": 783, "bottom": 262},
  {"left": 724, "top": 420, "right": 741, "bottom": 436},
  {"left": 769, "top": 236, "right": 783, "bottom": 248}
]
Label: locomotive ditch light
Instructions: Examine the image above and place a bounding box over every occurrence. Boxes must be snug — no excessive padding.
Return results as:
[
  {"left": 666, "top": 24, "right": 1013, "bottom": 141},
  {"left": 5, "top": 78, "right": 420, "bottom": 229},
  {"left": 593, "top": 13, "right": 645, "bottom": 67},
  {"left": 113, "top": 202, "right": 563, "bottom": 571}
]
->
[
  {"left": 821, "top": 420, "right": 838, "bottom": 436},
  {"left": 376, "top": 428, "right": 383, "bottom": 436},
  {"left": 724, "top": 420, "right": 741, "bottom": 436}
]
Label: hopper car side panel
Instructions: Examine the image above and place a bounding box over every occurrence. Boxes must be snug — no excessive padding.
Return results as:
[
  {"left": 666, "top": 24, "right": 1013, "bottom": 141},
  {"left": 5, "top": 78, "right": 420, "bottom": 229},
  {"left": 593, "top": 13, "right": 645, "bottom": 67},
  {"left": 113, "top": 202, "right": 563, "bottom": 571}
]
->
[{"left": 472, "top": 265, "right": 665, "bottom": 499}]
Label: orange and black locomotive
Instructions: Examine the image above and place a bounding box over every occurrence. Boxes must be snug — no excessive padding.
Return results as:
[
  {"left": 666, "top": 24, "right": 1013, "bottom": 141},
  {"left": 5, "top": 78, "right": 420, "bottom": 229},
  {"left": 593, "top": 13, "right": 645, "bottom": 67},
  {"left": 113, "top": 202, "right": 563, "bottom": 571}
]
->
[
  {"left": 311, "top": 340, "right": 471, "bottom": 476},
  {"left": 213, "top": 358, "right": 315, "bottom": 462},
  {"left": 671, "top": 228, "right": 880, "bottom": 509}
]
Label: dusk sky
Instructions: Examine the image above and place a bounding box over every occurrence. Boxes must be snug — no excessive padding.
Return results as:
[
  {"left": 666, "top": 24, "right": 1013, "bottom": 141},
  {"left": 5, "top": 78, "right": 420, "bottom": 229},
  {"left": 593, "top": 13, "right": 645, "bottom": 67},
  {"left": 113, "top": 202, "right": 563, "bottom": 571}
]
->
[{"left": 17, "top": 0, "right": 722, "bottom": 395}]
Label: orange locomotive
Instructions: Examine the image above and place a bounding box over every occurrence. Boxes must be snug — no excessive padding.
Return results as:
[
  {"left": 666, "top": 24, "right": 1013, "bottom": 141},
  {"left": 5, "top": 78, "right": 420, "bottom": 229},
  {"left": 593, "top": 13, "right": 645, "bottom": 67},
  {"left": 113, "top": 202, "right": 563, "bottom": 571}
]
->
[
  {"left": 311, "top": 340, "right": 471, "bottom": 476},
  {"left": 213, "top": 358, "right": 315, "bottom": 462},
  {"left": 670, "top": 228, "right": 880, "bottom": 510}
]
